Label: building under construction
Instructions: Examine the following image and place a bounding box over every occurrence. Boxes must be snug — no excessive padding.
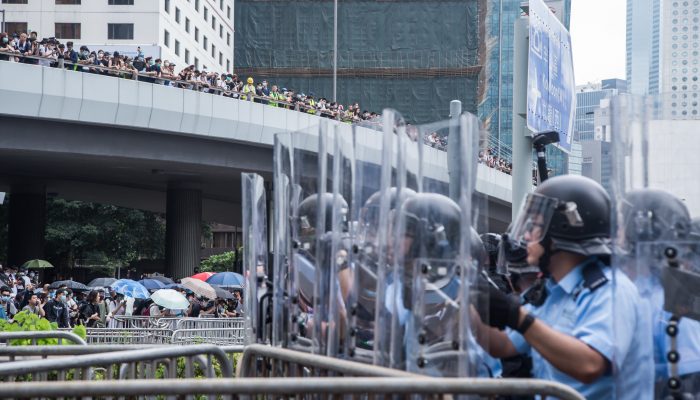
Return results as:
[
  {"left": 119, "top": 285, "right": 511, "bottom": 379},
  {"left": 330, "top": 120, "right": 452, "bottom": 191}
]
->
[{"left": 234, "top": 0, "right": 484, "bottom": 124}]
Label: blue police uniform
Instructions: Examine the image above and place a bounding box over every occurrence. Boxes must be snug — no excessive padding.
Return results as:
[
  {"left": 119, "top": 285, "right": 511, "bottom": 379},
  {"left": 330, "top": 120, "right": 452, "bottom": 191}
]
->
[{"left": 507, "top": 257, "right": 654, "bottom": 399}]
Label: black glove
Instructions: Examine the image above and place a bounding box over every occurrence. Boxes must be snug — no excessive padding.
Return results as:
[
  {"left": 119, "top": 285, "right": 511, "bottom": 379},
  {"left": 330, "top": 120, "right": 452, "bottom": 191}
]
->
[{"left": 471, "top": 276, "right": 521, "bottom": 330}]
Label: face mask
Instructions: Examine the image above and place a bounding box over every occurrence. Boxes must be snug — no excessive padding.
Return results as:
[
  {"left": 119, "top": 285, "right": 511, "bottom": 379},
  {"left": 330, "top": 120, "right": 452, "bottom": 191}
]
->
[
  {"left": 2, "top": 38, "right": 8, "bottom": 44},
  {"left": 1, "top": 296, "right": 9, "bottom": 302},
  {"left": 164, "top": 62, "right": 170, "bottom": 67},
  {"left": 149, "top": 60, "right": 155, "bottom": 66}
]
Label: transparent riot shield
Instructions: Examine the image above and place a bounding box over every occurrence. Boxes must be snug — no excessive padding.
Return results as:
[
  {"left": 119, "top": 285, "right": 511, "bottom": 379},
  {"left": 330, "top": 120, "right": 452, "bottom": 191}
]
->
[
  {"left": 271, "top": 124, "right": 323, "bottom": 352},
  {"left": 241, "top": 173, "right": 268, "bottom": 345},
  {"left": 386, "top": 112, "right": 489, "bottom": 378},
  {"left": 611, "top": 93, "right": 700, "bottom": 398}
]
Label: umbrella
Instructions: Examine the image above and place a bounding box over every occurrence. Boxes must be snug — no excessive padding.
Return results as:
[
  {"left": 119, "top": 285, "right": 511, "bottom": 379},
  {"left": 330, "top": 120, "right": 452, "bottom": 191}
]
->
[
  {"left": 180, "top": 277, "right": 216, "bottom": 299},
  {"left": 111, "top": 279, "right": 150, "bottom": 299},
  {"left": 151, "top": 289, "right": 190, "bottom": 310},
  {"left": 21, "top": 259, "right": 54, "bottom": 269},
  {"left": 190, "top": 272, "right": 215, "bottom": 281},
  {"left": 164, "top": 283, "right": 186, "bottom": 290},
  {"left": 147, "top": 276, "right": 175, "bottom": 285},
  {"left": 139, "top": 279, "right": 167, "bottom": 291},
  {"left": 210, "top": 284, "right": 234, "bottom": 300},
  {"left": 50, "top": 280, "right": 90, "bottom": 291},
  {"left": 88, "top": 277, "right": 117, "bottom": 288},
  {"left": 206, "top": 272, "right": 244, "bottom": 287}
]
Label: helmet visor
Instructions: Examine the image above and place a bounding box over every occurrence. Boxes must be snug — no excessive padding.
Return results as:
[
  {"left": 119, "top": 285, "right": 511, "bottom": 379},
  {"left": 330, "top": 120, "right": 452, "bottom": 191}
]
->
[{"left": 508, "top": 193, "right": 559, "bottom": 247}]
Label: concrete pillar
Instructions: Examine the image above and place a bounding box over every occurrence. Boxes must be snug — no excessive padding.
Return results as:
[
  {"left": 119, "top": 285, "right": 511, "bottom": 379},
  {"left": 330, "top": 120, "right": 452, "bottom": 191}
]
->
[
  {"left": 7, "top": 184, "right": 46, "bottom": 268},
  {"left": 166, "top": 186, "right": 202, "bottom": 279}
]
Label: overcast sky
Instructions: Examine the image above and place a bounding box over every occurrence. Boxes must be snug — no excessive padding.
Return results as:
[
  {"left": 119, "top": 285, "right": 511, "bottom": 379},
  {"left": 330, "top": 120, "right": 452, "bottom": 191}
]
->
[{"left": 570, "top": 0, "right": 627, "bottom": 85}]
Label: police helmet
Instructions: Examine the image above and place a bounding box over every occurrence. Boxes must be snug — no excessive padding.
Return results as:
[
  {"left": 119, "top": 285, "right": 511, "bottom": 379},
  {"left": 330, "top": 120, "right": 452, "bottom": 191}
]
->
[
  {"left": 620, "top": 189, "right": 692, "bottom": 251},
  {"left": 512, "top": 175, "right": 612, "bottom": 257},
  {"left": 297, "top": 193, "right": 348, "bottom": 237},
  {"left": 402, "top": 193, "right": 462, "bottom": 262}
]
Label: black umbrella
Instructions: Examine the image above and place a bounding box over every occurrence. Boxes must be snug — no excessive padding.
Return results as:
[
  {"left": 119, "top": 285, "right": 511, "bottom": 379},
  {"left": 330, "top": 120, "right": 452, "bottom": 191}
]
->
[
  {"left": 211, "top": 284, "right": 234, "bottom": 300},
  {"left": 88, "top": 277, "right": 117, "bottom": 288},
  {"left": 147, "top": 276, "right": 175, "bottom": 285},
  {"left": 50, "top": 280, "right": 90, "bottom": 291}
]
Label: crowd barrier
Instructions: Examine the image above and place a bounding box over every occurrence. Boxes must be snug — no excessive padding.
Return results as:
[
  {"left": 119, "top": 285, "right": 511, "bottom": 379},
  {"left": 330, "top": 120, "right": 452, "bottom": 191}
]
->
[
  {"left": 0, "top": 331, "right": 87, "bottom": 346},
  {"left": 0, "top": 344, "right": 233, "bottom": 382},
  {"left": 0, "top": 377, "right": 586, "bottom": 400}
]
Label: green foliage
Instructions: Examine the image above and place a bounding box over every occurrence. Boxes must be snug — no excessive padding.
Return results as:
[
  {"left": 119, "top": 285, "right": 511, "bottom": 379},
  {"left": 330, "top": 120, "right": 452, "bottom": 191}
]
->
[
  {"left": 1, "top": 311, "right": 59, "bottom": 345},
  {"left": 72, "top": 324, "right": 87, "bottom": 341},
  {"left": 44, "top": 198, "right": 166, "bottom": 271},
  {"left": 200, "top": 251, "right": 237, "bottom": 272}
]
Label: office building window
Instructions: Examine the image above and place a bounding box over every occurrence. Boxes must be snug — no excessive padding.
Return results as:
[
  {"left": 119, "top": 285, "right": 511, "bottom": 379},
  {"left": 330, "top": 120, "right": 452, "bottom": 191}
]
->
[
  {"left": 55, "top": 23, "right": 81, "bottom": 39},
  {"left": 185, "top": 49, "right": 190, "bottom": 64},
  {"left": 1, "top": 0, "right": 28, "bottom": 3},
  {"left": 219, "top": 0, "right": 223, "bottom": 10},
  {"left": 211, "top": 16, "right": 216, "bottom": 30},
  {"left": 195, "top": 0, "right": 199, "bottom": 11},
  {"left": 194, "top": 57, "right": 199, "bottom": 70},
  {"left": 195, "top": 27, "right": 199, "bottom": 42},
  {"left": 56, "top": 0, "right": 81, "bottom": 4},
  {"left": 164, "top": 0, "right": 170, "bottom": 13},
  {"left": 4, "top": 22, "right": 27, "bottom": 35},
  {"left": 164, "top": 29, "right": 170, "bottom": 47},
  {"left": 175, "top": 7, "right": 181, "bottom": 23},
  {"left": 108, "top": 0, "right": 134, "bottom": 4},
  {"left": 226, "top": 59, "right": 230, "bottom": 72},
  {"left": 203, "top": 36, "right": 208, "bottom": 50},
  {"left": 219, "top": 24, "right": 223, "bottom": 38},
  {"left": 204, "top": 7, "right": 208, "bottom": 21},
  {"left": 226, "top": 32, "right": 231, "bottom": 46},
  {"left": 108, "top": 23, "right": 134, "bottom": 39},
  {"left": 185, "top": 18, "right": 190, "bottom": 32},
  {"left": 175, "top": 40, "right": 180, "bottom": 56},
  {"left": 227, "top": 6, "right": 231, "bottom": 19},
  {"left": 211, "top": 44, "right": 215, "bottom": 58},
  {"left": 219, "top": 51, "right": 223, "bottom": 66}
]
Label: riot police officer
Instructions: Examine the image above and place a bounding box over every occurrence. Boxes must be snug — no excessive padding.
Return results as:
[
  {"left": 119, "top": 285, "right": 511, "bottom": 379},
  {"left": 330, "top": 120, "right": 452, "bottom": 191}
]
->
[
  {"left": 473, "top": 175, "right": 653, "bottom": 399},
  {"left": 618, "top": 188, "right": 700, "bottom": 398}
]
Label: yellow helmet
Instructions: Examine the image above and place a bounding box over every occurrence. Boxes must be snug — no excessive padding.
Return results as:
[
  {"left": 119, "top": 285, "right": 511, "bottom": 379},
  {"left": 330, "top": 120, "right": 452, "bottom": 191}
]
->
[{"left": 247, "top": 77, "right": 254, "bottom": 84}]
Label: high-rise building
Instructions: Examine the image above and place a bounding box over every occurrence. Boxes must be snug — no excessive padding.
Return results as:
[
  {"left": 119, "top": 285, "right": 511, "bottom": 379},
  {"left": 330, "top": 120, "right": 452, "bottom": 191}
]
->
[
  {"left": 626, "top": 0, "right": 661, "bottom": 95},
  {"left": 660, "top": 0, "right": 700, "bottom": 119},
  {"left": 0, "top": 0, "right": 234, "bottom": 73},
  {"left": 574, "top": 79, "right": 627, "bottom": 142},
  {"left": 478, "top": 0, "right": 572, "bottom": 176},
  {"left": 234, "top": 1, "right": 481, "bottom": 124}
]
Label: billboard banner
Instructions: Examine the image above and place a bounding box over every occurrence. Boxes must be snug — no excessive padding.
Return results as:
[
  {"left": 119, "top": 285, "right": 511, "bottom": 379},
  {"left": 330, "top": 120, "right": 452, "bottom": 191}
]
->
[{"left": 527, "top": 0, "right": 576, "bottom": 153}]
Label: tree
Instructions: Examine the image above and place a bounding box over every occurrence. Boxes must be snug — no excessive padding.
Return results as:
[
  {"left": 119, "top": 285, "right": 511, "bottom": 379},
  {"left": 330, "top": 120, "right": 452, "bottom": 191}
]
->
[{"left": 200, "top": 251, "right": 237, "bottom": 273}]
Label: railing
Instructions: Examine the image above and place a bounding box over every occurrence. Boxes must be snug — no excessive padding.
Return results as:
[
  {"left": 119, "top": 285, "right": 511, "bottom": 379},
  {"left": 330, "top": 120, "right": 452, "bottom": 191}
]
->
[
  {"left": 0, "top": 377, "right": 586, "bottom": 400},
  {"left": 0, "top": 51, "right": 366, "bottom": 122},
  {"left": 0, "top": 344, "right": 234, "bottom": 382},
  {"left": 0, "top": 331, "right": 87, "bottom": 346}
]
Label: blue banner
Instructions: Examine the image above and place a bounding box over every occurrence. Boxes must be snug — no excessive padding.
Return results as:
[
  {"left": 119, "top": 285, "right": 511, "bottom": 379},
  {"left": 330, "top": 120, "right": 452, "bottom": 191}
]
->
[{"left": 527, "top": 0, "right": 576, "bottom": 153}]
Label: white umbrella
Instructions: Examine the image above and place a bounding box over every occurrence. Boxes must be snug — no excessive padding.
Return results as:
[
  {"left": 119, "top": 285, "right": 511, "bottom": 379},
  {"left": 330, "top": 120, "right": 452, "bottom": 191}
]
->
[
  {"left": 180, "top": 277, "right": 217, "bottom": 299},
  {"left": 151, "top": 289, "right": 190, "bottom": 310}
]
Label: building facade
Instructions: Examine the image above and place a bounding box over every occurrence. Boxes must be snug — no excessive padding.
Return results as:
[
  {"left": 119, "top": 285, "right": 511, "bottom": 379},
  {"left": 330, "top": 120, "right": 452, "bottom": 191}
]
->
[
  {"left": 626, "top": 0, "right": 661, "bottom": 95},
  {"left": 234, "top": 0, "right": 482, "bottom": 124},
  {"left": 478, "top": 0, "right": 573, "bottom": 176},
  {"left": 574, "top": 79, "right": 627, "bottom": 142},
  {"left": 0, "top": 0, "right": 234, "bottom": 73},
  {"left": 660, "top": 0, "right": 700, "bottom": 118}
]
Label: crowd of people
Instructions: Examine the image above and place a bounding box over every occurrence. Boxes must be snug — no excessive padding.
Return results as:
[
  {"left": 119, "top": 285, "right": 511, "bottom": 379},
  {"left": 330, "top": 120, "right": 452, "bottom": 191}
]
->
[
  {"left": 479, "top": 149, "right": 513, "bottom": 175},
  {"left": 0, "top": 31, "right": 380, "bottom": 124},
  {"left": 0, "top": 266, "right": 244, "bottom": 328}
]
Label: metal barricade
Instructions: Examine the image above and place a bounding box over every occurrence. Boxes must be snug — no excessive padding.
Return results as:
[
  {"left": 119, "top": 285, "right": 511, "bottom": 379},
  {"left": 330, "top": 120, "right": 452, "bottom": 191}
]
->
[
  {"left": 111, "top": 315, "right": 179, "bottom": 329},
  {"left": 81, "top": 328, "right": 173, "bottom": 345},
  {"left": 171, "top": 328, "right": 245, "bottom": 345},
  {"left": 0, "top": 377, "right": 586, "bottom": 399},
  {"left": 238, "top": 344, "right": 415, "bottom": 378},
  {"left": 0, "top": 331, "right": 86, "bottom": 346},
  {"left": 175, "top": 317, "right": 245, "bottom": 330},
  {"left": 0, "top": 344, "right": 233, "bottom": 382}
]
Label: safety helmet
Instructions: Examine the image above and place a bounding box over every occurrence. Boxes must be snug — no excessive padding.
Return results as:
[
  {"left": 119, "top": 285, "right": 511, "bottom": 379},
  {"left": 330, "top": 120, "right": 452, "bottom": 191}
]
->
[
  {"left": 509, "top": 175, "right": 612, "bottom": 258},
  {"left": 619, "top": 189, "right": 692, "bottom": 252},
  {"left": 297, "top": 193, "right": 348, "bottom": 238},
  {"left": 401, "top": 193, "right": 462, "bottom": 262},
  {"left": 247, "top": 77, "right": 254, "bottom": 84}
]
